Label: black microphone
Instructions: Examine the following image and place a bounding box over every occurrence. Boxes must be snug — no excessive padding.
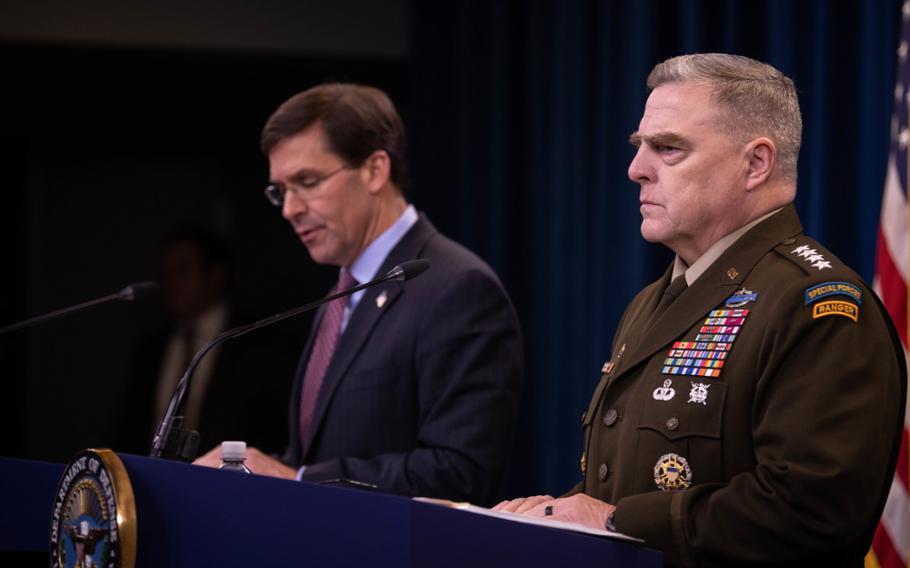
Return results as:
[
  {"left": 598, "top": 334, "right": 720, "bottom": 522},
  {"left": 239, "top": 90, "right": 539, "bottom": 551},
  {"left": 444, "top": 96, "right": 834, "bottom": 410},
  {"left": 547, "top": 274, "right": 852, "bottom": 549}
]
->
[
  {"left": 149, "top": 259, "right": 431, "bottom": 460},
  {"left": 0, "top": 281, "right": 159, "bottom": 335}
]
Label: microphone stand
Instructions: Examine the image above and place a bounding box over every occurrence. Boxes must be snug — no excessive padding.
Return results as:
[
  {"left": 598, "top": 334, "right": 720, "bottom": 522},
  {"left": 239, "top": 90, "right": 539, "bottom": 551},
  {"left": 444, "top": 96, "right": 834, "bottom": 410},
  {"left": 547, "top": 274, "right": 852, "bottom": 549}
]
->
[
  {"left": 0, "top": 282, "right": 158, "bottom": 335},
  {"left": 149, "top": 260, "right": 428, "bottom": 461}
]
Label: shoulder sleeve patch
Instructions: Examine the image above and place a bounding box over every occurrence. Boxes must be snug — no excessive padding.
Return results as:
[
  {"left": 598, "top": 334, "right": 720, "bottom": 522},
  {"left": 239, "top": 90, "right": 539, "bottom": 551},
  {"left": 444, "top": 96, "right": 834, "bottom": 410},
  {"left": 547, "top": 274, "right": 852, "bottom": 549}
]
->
[
  {"left": 811, "top": 300, "right": 859, "bottom": 322},
  {"left": 805, "top": 281, "right": 863, "bottom": 305}
]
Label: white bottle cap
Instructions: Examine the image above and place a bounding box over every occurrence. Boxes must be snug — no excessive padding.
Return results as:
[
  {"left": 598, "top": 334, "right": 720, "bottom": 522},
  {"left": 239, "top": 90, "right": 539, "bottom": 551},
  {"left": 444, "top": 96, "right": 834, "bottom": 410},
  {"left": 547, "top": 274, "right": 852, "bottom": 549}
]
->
[{"left": 221, "top": 441, "right": 246, "bottom": 461}]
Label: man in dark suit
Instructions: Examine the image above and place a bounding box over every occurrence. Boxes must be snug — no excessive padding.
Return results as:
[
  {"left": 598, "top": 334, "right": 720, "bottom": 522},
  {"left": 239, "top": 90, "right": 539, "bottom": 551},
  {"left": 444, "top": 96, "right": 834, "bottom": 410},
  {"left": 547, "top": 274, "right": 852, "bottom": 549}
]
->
[
  {"left": 194, "top": 83, "right": 523, "bottom": 505},
  {"left": 495, "top": 53, "right": 905, "bottom": 566},
  {"left": 123, "top": 229, "right": 299, "bottom": 455}
]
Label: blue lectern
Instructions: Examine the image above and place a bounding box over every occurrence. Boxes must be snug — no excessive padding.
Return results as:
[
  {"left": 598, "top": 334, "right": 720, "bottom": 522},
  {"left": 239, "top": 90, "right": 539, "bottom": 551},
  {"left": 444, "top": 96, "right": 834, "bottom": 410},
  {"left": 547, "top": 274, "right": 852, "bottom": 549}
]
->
[{"left": 2, "top": 454, "right": 662, "bottom": 567}]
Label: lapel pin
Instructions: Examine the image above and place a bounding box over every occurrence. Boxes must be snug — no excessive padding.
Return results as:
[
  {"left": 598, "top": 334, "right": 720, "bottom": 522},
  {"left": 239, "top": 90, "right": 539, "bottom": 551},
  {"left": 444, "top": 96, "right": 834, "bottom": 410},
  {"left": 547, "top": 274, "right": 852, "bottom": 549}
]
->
[
  {"left": 726, "top": 267, "right": 739, "bottom": 280},
  {"left": 376, "top": 290, "right": 388, "bottom": 308}
]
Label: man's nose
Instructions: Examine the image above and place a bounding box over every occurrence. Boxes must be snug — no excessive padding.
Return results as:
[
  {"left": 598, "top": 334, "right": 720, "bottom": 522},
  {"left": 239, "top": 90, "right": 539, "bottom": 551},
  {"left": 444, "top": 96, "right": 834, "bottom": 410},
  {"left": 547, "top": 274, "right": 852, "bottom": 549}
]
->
[
  {"left": 627, "top": 146, "right": 653, "bottom": 184},
  {"left": 282, "top": 190, "right": 307, "bottom": 221}
]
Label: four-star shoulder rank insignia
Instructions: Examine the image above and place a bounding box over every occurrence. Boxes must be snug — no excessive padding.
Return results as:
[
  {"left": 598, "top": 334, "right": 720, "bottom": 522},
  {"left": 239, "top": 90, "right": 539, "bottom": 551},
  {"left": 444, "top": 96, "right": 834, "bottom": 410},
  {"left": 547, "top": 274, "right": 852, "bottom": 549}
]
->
[{"left": 791, "top": 245, "right": 832, "bottom": 270}]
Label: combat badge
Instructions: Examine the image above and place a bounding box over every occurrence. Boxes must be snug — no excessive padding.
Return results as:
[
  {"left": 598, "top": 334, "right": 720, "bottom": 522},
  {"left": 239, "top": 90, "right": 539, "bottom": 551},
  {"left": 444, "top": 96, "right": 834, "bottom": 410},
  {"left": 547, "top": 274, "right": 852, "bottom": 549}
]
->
[
  {"left": 725, "top": 288, "right": 758, "bottom": 307},
  {"left": 654, "top": 453, "right": 692, "bottom": 490}
]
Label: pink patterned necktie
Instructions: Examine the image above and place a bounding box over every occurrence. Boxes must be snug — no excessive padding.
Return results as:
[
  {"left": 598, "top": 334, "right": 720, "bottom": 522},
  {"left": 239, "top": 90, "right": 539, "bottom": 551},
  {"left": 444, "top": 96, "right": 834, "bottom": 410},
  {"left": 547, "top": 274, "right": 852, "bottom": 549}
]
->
[{"left": 299, "top": 270, "right": 358, "bottom": 446}]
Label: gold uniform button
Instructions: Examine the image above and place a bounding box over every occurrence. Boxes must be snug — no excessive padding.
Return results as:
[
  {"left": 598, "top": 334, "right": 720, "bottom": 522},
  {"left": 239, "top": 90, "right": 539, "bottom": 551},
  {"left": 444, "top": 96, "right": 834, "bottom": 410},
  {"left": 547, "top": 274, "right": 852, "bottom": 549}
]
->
[{"left": 666, "top": 417, "right": 679, "bottom": 431}]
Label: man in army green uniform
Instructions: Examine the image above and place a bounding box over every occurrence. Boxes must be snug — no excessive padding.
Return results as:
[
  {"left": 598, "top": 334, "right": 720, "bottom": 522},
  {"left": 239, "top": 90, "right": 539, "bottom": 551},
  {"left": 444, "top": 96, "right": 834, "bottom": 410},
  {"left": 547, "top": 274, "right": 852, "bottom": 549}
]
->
[{"left": 495, "top": 53, "right": 906, "bottom": 567}]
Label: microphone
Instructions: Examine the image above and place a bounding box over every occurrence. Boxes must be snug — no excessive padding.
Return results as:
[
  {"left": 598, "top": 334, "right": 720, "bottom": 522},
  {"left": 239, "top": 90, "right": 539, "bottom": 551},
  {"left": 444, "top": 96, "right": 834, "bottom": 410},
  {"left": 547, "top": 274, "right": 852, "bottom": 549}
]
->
[
  {"left": 0, "top": 281, "right": 159, "bottom": 335},
  {"left": 149, "top": 259, "right": 431, "bottom": 460}
]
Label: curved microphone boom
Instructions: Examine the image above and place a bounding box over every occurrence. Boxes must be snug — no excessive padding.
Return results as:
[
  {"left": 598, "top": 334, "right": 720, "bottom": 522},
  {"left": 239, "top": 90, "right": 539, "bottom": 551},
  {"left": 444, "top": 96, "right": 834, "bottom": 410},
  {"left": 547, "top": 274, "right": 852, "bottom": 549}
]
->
[
  {"left": 150, "top": 259, "right": 431, "bottom": 460},
  {"left": 0, "top": 281, "right": 159, "bottom": 335}
]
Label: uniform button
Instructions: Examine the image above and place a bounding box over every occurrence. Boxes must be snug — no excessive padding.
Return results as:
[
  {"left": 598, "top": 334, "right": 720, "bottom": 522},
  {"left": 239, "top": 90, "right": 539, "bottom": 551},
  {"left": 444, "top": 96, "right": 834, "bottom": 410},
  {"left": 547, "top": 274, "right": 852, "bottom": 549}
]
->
[
  {"left": 666, "top": 417, "right": 679, "bottom": 431},
  {"left": 603, "top": 408, "right": 618, "bottom": 427},
  {"left": 598, "top": 463, "right": 610, "bottom": 482},
  {"left": 782, "top": 237, "right": 796, "bottom": 245}
]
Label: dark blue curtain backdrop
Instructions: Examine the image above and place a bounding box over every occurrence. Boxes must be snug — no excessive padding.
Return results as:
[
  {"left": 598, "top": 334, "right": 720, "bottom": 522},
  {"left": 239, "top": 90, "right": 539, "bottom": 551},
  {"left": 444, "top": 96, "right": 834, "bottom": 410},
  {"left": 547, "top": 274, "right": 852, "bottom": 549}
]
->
[{"left": 407, "top": 0, "right": 901, "bottom": 498}]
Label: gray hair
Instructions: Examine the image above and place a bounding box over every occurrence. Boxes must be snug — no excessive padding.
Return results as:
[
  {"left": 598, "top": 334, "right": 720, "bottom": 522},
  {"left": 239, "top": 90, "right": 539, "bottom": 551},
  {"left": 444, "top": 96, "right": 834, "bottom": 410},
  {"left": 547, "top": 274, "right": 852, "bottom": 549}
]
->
[{"left": 647, "top": 53, "right": 802, "bottom": 181}]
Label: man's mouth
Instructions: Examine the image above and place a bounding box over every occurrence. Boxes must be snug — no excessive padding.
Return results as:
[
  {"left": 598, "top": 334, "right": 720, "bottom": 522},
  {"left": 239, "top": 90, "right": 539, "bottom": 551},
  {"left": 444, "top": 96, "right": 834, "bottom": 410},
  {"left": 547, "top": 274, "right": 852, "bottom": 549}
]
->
[{"left": 297, "top": 226, "right": 324, "bottom": 242}]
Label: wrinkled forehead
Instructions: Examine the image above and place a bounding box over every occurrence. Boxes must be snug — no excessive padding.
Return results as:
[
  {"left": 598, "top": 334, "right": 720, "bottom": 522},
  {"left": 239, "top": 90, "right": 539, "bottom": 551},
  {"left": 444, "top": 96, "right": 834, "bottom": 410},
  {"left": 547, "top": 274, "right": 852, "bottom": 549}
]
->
[{"left": 638, "top": 82, "right": 722, "bottom": 133}]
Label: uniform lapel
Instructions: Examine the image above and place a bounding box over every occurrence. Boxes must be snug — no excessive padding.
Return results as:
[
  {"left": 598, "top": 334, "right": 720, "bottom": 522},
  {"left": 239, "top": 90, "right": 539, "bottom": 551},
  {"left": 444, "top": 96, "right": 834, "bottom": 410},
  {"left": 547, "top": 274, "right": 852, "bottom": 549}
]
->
[
  {"left": 302, "top": 215, "right": 436, "bottom": 459},
  {"left": 611, "top": 205, "right": 803, "bottom": 382}
]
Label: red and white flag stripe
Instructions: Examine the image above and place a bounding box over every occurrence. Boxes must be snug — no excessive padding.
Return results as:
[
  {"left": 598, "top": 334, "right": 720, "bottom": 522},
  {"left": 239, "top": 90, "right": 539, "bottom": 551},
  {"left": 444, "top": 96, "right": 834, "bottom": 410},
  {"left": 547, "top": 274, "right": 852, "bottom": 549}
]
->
[{"left": 868, "top": 4, "right": 910, "bottom": 563}]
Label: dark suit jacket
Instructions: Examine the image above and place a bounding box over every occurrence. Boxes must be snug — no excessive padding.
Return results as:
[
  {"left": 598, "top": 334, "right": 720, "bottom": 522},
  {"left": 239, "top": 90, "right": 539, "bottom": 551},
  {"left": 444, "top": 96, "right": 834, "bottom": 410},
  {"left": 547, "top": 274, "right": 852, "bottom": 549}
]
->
[
  {"left": 573, "top": 205, "right": 905, "bottom": 567},
  {"left": 282, "top": 215, "right": 524, "bottom": 505},
  {"left": 121, "top": 310, "right": 301, "bottom": 455}
]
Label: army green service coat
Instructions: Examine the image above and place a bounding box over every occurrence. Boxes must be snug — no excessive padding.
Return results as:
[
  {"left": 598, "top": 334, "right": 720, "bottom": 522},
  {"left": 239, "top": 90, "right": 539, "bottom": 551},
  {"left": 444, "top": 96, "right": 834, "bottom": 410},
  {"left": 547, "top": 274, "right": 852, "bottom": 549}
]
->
[{"left": 574, "top": 205, "right": 905, "bottom": 567}]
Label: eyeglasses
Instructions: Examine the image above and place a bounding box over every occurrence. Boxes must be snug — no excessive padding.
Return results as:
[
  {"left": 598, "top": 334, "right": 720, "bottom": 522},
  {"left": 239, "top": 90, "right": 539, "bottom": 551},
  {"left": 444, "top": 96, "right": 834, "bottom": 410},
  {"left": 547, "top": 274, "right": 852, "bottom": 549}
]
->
[{"left": 264, "top": 165, "right": 349, "bottom": 207}]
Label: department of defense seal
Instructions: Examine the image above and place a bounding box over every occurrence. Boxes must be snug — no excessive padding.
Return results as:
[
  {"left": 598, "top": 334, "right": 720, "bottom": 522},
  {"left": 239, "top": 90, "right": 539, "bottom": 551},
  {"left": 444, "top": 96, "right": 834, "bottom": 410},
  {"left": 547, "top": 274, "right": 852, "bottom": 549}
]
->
[
  {"left": 654, "top": 453, "right": 693, "bottom": 490},
  {"left": 49, "top": 449, "right": 137, "bottom": 568}
]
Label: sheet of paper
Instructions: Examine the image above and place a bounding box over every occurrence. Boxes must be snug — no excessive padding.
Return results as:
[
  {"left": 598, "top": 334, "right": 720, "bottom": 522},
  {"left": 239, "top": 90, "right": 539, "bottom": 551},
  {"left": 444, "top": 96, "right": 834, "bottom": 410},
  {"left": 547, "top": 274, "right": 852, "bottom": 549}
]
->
[{"left": 413, "top": 498, "right": 644, "bottom": 544}]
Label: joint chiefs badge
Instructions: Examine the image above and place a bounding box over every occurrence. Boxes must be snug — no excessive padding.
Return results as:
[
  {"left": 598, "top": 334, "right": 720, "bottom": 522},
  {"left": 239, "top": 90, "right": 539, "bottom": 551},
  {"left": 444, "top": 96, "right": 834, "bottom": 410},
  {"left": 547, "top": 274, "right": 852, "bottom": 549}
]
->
[
  {"left": 654, "top": 453, "right": 693, "bottom": 490},
  {"left": 50, "top": 449, "right": 137, "bottom": 568}
]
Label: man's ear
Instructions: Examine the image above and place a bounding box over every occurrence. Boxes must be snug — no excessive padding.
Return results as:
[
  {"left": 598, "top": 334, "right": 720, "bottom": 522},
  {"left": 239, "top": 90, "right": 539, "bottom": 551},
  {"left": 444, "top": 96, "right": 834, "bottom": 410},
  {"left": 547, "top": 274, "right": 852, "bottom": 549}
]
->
[
  {"left": 745, "top": 138, "right": 776, "bottom": 191},
  {"left": 361, "top": 150, "right": 392, "bottom": 194}
]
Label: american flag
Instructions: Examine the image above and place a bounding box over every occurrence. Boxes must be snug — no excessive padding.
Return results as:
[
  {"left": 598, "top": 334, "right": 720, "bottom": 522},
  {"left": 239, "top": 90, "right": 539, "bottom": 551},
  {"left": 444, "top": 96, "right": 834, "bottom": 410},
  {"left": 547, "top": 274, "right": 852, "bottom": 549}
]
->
[{"left": 868, "top": 2, "right": 910, "bottom": 566}]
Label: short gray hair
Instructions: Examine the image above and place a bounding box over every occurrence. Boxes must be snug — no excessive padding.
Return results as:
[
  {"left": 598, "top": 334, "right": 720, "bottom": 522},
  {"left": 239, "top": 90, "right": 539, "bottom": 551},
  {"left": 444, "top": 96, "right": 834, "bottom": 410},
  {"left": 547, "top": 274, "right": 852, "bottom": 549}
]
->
[{"left": 647, "top": 53, "right": 802, "bottom": 181}]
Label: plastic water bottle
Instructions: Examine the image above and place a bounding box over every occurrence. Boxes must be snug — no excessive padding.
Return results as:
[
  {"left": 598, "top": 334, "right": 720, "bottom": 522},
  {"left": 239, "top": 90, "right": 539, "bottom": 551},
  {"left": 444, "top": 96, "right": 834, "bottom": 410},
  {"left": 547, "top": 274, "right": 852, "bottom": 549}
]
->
[{"left": 219, "top": 441, "right": 252, "bottom": 473}]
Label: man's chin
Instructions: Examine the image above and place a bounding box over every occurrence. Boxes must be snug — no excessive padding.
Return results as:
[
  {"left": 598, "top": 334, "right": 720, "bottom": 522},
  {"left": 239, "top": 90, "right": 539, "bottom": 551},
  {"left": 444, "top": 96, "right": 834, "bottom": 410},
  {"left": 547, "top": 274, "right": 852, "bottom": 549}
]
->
[
  {"left": 639, "top": 223, "right": 665, "bottom": 244},
  {"left": 304, "top": 246, "right": 345, "bottom": 267}
]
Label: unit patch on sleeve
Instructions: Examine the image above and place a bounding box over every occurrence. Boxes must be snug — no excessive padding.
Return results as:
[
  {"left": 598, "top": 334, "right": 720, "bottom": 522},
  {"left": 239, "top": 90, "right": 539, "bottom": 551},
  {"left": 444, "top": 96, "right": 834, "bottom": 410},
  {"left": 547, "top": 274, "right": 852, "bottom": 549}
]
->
[
  {"left": 804, "top": 281, "right": 862, "bottom": 305},
  {"left": 812, "top": 300, "right": 859, "bottom": 322}
]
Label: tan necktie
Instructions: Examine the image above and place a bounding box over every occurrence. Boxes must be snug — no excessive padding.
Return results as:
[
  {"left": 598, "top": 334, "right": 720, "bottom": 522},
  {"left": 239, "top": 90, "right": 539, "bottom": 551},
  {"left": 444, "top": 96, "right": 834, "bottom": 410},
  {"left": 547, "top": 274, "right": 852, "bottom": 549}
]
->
[{"left": 645, "top": 275, "right": 688, "bottom": 331}]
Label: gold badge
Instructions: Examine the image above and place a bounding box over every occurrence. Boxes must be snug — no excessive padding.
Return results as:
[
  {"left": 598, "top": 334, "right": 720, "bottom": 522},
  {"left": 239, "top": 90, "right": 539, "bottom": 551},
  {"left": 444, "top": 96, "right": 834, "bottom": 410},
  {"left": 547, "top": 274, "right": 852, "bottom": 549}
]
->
[
  {"left": 726, "top": 267, "right": 739, "bottom": 280},
  {"left": 654, "top": 453, "right": 692, "bottom": 490},
  {"left": 812, "top": 300, "right": 858, "bottom": 322},
  {"left": 580, "top": 452, "right": 587, "bottom": 474}
]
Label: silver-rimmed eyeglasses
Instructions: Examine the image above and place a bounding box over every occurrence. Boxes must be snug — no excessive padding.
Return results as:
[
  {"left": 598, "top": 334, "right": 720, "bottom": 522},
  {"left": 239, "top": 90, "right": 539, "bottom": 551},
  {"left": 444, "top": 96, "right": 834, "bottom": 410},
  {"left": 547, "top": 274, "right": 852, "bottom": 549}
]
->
[{"left": 264, "top": 165, "right": 349, "bottom": 207}]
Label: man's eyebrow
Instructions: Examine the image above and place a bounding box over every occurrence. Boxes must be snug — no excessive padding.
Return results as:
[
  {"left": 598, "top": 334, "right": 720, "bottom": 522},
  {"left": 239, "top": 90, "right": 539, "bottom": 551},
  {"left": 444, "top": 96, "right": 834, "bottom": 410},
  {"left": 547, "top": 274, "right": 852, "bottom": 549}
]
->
[
  {"left": 286, "top": 167, "right": 321, "bottom": 182},
  {"left": 628, "top": 131, "right": 689, "bottom": 149}
]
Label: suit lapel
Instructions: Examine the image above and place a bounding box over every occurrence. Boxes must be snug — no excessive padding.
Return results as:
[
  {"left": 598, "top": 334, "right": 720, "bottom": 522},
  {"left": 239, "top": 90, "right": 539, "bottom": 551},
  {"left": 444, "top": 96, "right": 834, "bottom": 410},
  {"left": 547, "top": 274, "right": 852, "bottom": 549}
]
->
[
  {"left": 612, "top": 205, "right": 803, "bottom": 382},
  {"left": 302, "top": 215, "right": 437, "bottom": 459}
]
